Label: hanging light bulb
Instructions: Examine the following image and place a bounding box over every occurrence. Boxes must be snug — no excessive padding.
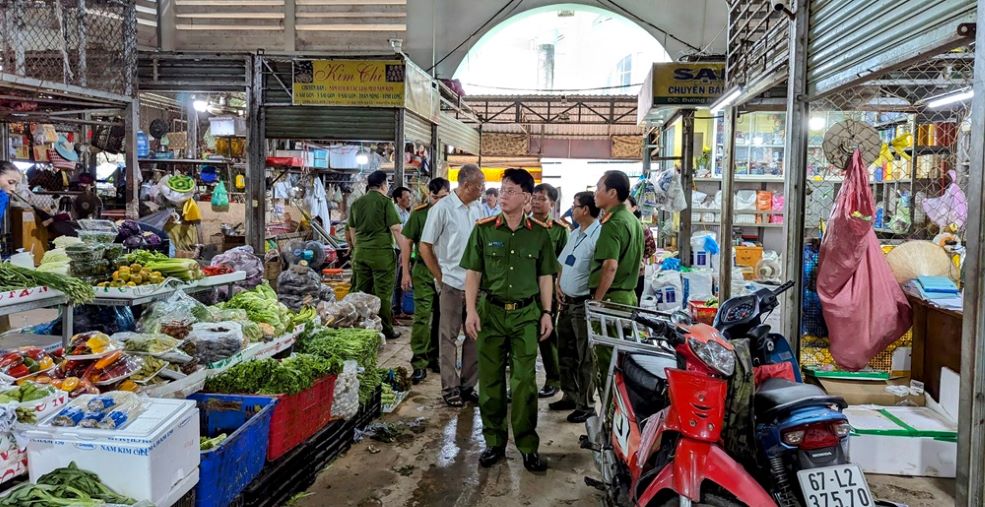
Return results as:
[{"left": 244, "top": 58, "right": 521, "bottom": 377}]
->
[
  {"left": 193, "top": 100, "right": 208, "bottom": 112},
  {"left": 356, "top": 151, "right": 369, "bottom": 165}
]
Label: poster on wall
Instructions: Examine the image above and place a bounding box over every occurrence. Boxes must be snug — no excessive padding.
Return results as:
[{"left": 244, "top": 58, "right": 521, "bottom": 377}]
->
[{"left": 292, "top": 59, "right": 406, "bottom": 107}]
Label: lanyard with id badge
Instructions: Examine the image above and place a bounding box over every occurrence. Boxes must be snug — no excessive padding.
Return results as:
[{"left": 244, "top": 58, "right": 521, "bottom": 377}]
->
[{"left": 565, "top": 232, "right": 591, "bottom": 266}]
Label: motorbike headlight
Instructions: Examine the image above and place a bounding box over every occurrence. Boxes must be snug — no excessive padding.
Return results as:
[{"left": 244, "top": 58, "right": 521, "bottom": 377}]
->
[{"left": 688, "top": 338, "right": 735, "bottom": 376}]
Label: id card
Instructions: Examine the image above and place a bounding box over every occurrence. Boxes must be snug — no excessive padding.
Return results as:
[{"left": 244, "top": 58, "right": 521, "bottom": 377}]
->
[{"left": 565, "top": 255, "right": 576, "bottom": 266}]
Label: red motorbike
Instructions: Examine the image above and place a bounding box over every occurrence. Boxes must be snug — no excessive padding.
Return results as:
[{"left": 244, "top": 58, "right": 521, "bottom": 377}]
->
[{"left": 581, "top": 301, "right": 775, "bottom": 507}]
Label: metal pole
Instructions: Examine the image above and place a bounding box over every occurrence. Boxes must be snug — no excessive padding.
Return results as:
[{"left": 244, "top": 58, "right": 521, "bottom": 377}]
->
[
  {"left": 246, "top": 55, "right": 267, "bottom": 253},
  {"left": 718, "top": 107, "right": 737, "bottom": 300},
  {"left": 187, "top": 96, "right": 198, "bottom": 159},
  {"left": 284, "top": 0, "right": 296, "bottom": 53},
  {"left": 781, "top": 0, "right": 809, "bottom": 355},
  {"left": 956, "top": 5, "right": 985, "bottom": 504},
  {"left": 641, "top": 130, "right": 652, "bottom": 175},
  {"left": 159, "top": 0, "right": 175, "bottom": 51},
  {"left": 430, "top": 121, "right": 438, "bottom": 181},
  {"left": 0, "top": 123, "right": 8, "bottom": 161},
  {"left": 679, "top": 110, "right": 695, "bottom": 267},
  {"left": 395, "top": 109, "right": 406, "bottom": 187},
  {"left": 124, "top": 99, "right": 140, "bottom": 219}
]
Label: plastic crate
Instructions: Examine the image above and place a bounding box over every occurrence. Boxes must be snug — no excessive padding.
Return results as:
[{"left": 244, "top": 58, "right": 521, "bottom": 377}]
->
[
  {"left": 267, "top": 375, "right": 337, "bottom": 461},
  {"left": 353, "top": 385, "right": 382, "bottom": 431},
  {"left": 688, "top": 300, "right": 718, "bottom": 326},
  {"left": 189, "top": 394, "right": 277, "bottom": 507}
]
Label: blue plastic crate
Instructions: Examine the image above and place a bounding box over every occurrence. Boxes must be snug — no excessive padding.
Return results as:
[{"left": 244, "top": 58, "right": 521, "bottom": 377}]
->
[{"left": 190, "top": 394, "right": 278, "bottom": 507}]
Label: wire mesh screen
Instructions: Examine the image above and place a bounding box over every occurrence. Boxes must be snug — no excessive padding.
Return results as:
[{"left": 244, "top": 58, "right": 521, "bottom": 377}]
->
[
  {"left": 0, "top": 0, "right": 136, "bottom": 98},
  {"left": 799, "top": 47, "right": 973, "bottom": 371}
]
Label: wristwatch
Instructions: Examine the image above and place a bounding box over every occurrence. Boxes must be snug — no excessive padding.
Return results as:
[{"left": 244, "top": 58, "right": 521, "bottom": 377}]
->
[{"left": 541, "top": 309, "right": 552, "bottom": 316}]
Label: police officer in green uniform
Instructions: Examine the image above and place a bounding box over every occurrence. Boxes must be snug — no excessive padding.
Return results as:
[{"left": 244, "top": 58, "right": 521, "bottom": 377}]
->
[
  {"left": 461, "top": 168, "right": 558, "bottom": 473},
  {"left": 531, "top": 183, "right": 569, "bottom": 399},
  {"left": 348, "top": 170, "right": 402, "bottom": 341},
  {"left": 400, "top": 178, "right": 450, "bottom": 383},
  {"left": 589, "top": 170, "right": 644, "bottom": 392}
]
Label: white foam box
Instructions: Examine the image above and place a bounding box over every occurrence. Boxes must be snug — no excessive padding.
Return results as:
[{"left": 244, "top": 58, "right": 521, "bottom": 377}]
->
[
  {"left": 845, "top": 404, "right": 957, "bottom": 478},
  {"left": 19, "top": 397, "right": 199, "bottom": 504}
]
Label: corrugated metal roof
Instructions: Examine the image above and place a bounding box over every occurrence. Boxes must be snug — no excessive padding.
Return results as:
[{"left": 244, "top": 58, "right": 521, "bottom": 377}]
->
[{"left": 482, "top": 123, "right": 642, "bottom": 138}]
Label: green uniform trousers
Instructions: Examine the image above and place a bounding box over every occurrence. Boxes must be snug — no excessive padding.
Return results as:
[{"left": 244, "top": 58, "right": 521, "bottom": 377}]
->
[
  {"left": 538, "top": 293, "right": 561, "bottom": 388},
  {"left": 352, "top": 247, "right": 396, "bottom": 339},
  {"left": 593, "top": 290, "right": 638, "bottom": 401},
  {"left": 410, "top": 261, "right": 439, "bottom": 369},
  {"left": 477, "top": 299, "right": 540, "bottom": 454},
  {"left": 557, "top": 300, "right": 594, "bottom": 411}
]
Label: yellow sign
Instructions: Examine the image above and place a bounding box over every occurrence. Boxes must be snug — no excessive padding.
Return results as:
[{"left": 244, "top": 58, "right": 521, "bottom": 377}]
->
[
  {"left": 448, "top": 167, "right": 542, "bottom": 183},
  {"left": 292, "top": 60, "right": 405, "bottom": 107},
  {"left": 648, "top": 62, "right": 725, "bottom": 106}
]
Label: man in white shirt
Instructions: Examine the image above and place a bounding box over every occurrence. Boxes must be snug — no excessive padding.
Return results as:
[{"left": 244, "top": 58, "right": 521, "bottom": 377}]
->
[
  {"left": 551, "top": 191, "right": 602, "bottom": 423},
  {"left": 391, "top": 186, "right": 413, "bottom": 319},
  {"left": 420, "top": 164, "right": 486, "bottom": 407},
  {"left": 480, "top": 188, "right": 501, "bottom": 217}
]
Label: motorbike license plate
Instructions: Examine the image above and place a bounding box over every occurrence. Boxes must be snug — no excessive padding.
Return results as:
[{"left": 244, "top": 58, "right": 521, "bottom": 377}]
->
[{"left": 797, "top": 464, "right": 873, "bottom": 507}]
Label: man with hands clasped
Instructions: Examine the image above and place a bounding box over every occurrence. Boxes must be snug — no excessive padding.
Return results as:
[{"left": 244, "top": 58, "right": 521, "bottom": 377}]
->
[{"left": 460, "top": 168, "right": 559, "bottom": 473}]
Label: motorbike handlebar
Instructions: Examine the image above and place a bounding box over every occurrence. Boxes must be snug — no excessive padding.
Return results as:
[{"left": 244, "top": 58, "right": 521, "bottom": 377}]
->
[
  {"left": 772, "top": 280, "right": 795, "bottom": 296},
  {"left": 631, "top": 312, "right": 683, "bottom": 346}
]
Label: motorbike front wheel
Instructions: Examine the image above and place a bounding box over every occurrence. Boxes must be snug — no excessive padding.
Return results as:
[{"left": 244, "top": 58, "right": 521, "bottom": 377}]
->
[{"left": 648, "top": 492, "right": 744, "bottom": 507}]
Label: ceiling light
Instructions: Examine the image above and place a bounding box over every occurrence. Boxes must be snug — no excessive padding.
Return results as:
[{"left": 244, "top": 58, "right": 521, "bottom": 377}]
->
[
  {"left": 193, "top": 100, "right": 208, "bottom": 112},
  {"left": 710, "top": 86, "right": 742, "bottom": 115},
  {"left": 928, "top": 89, "right": 974, "bottom": 109},
  {"left": 752, "top": 137, "right": 764, "bottom": 146},
  {"left": 355, "top": 152, "right": 369, "bottom": 165},
  {"left": 809, "top": 116, "right": 826, "bottom": 130}
]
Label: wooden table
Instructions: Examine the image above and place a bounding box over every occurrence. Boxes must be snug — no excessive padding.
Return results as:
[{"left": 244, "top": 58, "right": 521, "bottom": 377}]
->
[{"left": 907, "top": 294, "right": 963, "bottom": 401}]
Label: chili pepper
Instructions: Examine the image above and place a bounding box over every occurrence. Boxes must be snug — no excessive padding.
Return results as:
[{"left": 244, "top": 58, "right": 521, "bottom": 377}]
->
[
  {"left": 94, "top": 351, "right": 122, "bottom": 370},
  {"left": 7, "top": 364, "right": 30, "bottom": 378}
]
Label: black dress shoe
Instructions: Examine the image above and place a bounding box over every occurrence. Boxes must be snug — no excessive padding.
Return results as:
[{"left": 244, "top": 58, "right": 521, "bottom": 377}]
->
[
  {"left": 411, "top": 368, "right": 427, "bottom": 384},
  {"left": 538, "top": 385, "right": 559, "bottom": 398},
  {"left": 460, "top": 388, "right": 480, "bottom": 404},
  {"left": 479, "top": 446, "right": 506, "bottom": 467},
  {"left": 548, "top": 398, "right": 576, "bottom": 411},
  {"left": 566, "top": 409, "right": 593, "bottom": 423},
  {"left": 522, "top": 452, "right": 548, "bottom": 472},
  {"left": 428, "top": 362, "right": 440, "bottom": 374}
]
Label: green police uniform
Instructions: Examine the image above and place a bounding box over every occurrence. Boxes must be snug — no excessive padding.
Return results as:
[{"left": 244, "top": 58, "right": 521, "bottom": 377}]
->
[
  {"left": 588, "top": 204, "right": 644, "bottom": 393},
  {"left": 402, "top": 202, "right": 440, "bottom": 369},
  {"left": 460, "top": 214, "right": 559, "bottom": 454},
  {"left": 536, "top": 216, "right": 569, "bottom": 390},
  {"left": 349, "top": 190, "right": 401, "bottom": 339}
]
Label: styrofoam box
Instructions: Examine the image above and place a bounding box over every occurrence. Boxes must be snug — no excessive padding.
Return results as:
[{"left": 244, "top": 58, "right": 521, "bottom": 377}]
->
[
  {"left": 20, "top": 397, "right": 199, "bottom": 504},
  {"left": 845, "top": 404, "right": 956, "bottom": 478}
]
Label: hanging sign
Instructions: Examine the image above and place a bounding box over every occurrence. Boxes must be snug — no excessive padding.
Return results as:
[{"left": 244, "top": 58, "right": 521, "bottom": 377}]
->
[
  {"left": 292, "top": 59, "right": 406, "bottom": 107},
  {"left": 644, "top": 63, "right": 725, "bottom": 106}
]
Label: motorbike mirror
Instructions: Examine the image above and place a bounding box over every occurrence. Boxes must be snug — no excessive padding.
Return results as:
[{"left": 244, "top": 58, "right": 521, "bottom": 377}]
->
[{"left": 670, "top": 310, "right": 693, "bottom": 326}]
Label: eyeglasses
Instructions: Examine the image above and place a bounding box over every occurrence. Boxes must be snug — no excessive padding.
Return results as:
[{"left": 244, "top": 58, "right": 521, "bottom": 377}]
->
[{"left": 500, "top": 188, "right": 529, "bottom": 197}]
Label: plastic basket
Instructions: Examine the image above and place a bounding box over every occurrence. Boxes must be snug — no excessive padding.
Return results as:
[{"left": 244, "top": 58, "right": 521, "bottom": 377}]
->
[
  {"left": 189, "top": 393, "right": 277, "bottom": 507},
  {"left": 799, "top": 330, "right": 912, "bottom": 372},
  {"left": 267, "top": 375, "right": 337, "bottom": 461},
  {"left": 688, "top": 300, "right": 718, "bottom": 326}
]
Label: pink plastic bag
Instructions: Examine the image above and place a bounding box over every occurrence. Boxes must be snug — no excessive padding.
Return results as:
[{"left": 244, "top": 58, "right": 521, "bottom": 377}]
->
[{"left": 816, "top": 150, "right": 912, "bottom": 370}]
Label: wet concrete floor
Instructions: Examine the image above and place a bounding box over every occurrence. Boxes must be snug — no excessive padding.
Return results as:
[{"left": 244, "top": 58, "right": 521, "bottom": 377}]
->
[{"left": 298, "top": 329, "right": 954, "bottom": 507}]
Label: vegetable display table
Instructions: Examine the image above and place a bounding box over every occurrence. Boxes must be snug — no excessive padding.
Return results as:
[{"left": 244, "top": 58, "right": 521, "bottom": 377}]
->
[
  {"left": 89, "top": 271, "right": 247, "bottom": 306},
  {"left": 0, "top": 287, "right": 72, "bottom": 347}
]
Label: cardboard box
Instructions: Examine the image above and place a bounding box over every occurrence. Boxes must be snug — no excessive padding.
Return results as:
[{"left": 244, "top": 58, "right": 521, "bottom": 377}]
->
[
  {"left": 811, "top": 376, "right": 925, "bottom": 407},
  {"left": 735, "top": 245, "right": 763, "bottom": 267},
  {"left": 845, "top": 404, "right": 956, "bottom": 477}
]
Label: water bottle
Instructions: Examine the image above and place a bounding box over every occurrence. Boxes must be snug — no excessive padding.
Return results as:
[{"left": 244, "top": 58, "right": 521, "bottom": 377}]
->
[{"left": 136, "top": 130, "right": 150, "bottom": 158}]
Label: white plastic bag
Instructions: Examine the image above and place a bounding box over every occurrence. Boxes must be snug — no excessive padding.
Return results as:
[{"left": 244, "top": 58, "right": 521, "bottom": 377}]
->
[
  {"left": 653, "top": 168, "right": 687, "bottom": 213},
  {"left": 650, "top": 270, "right": 683, "bottom": 311},
  {"left": 682, "top": 269, "right": 714, "bottom": 303},
  {"left": 331, "top": 360, "right": 361, "bottom": 420}
]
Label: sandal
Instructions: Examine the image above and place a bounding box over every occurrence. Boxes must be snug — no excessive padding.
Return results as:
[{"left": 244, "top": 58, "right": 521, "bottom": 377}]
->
[{"left": 443, "top": 391, "right": 464, "bottom": 407}]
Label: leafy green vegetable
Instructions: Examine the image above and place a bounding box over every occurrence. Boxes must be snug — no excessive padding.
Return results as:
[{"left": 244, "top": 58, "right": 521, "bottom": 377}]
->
[
  {"left": 0, "top": 462, "right": 135, "bottom": 506},
  {"left": 120, "top": 249, "right": 169, "bottom": 266},
  {"left": 205, "top": 354, "right": 338, "bottom": 396},
  {"left": 0, "top": 262, "right": 94, "bottom": 304},
  {"left": 219, "top": 283, "right": 292, "bottom": 336},
  {"left": 295, "top": 325, "right": 381, "bottom": 403}
]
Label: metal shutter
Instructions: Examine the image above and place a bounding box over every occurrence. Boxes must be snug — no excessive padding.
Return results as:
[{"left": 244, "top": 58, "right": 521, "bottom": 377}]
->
[
  {"left": 437, "top": 111, "right": 480, "bottom": 155},
  {"left": 404, "top": 111, "right": 433, "bottom": 146},
  {"left": 265, "top": 107, "right": 395, "bottom": 141},
  {"left": 807, "top": 0, "right": 975, "bottom": 98}
]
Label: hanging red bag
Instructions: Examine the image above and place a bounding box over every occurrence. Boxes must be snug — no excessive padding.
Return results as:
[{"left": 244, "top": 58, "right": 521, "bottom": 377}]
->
[{"left": 816, "top": 150, "right": 911, "bottom": 370}]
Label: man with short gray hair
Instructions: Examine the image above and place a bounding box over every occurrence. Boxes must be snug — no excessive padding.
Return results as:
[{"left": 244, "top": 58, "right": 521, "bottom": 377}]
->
[{"left": 420, "top": 164, "right": 486, "bottom": 407}]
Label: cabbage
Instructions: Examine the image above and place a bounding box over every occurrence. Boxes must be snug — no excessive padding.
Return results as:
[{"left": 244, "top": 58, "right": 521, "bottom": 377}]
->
[
  {"left": 123, "top": 236, "right": 144, "bottom": 248},
  {"left": 142, "top": 231, "right": 162, "bottom": 245},
  {"left": 52, "top": 236, "right": 82, "bottom": 249},
  {"left": 118, "top": 219, "right": 142, "bottom": 239},
  {"left": 41, "top": 248, "right": 69, "bottom": 265}
]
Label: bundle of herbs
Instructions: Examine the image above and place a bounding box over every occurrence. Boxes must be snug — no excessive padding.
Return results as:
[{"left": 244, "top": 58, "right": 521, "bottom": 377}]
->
[
  {"left": 295, "top": 325, "right": 382, "bottom": 403},
  {"left": 0, "top": 262, "right": 94, "bottom": 305},
  {"left": 0, "top": 462, "right": 135, "bottom": 506},
  {"left": 204, "top": 353, "right": 338, "bottom": 395}
]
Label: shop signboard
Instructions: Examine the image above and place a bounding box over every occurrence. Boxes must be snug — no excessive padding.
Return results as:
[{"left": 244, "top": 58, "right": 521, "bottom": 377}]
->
[
  {"left": 292, "top": 59, "right": 405, "bottom": 107},
  {"left": 638, "top": 62, "right": 725, "bottom": 124}
]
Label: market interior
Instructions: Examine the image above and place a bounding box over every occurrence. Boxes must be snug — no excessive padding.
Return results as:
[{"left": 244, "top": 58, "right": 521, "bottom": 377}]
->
[{"left": 0, "top": 0, "right": 980, "bottom": 506}]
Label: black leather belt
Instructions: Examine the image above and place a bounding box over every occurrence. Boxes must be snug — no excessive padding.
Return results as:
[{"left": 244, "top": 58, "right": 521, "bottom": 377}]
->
[
  {"left": 565, "top": 295, "right": 591, "bottom": 306},
  {"left": 486, "top": 295, "right": 535, "bottom": 311}
]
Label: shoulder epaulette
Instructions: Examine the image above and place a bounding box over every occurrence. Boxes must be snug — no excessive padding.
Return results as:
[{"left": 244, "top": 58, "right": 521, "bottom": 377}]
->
[
  {"left": 601, "top": 213, "right": 613, "bottom": 224},
  {"left": 552, "top": 219, "right": 570, "bottom": 231},
  {"left": 414, "top": 203, "right": 429, "bottom": 211},
  {"left": 476, "top": 216, "right": 497, "bottom": 225},
  {"left": 529, "top": 217, "right": 549, "bottom": 228}
]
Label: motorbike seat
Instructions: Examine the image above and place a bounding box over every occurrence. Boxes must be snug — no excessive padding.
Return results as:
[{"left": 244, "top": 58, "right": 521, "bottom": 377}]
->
[
  {"left": 621, "top": 353, "right": 675, "bottom": 421},
  {"left": 754, "top": 378, "right": 847, "bottom": 421}
]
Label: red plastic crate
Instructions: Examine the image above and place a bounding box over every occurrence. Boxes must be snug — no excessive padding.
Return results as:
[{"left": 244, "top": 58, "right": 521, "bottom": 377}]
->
[
  {"left": 267, "top": 375, "right": 337, "bottom": 461},
  {"left": 688, "top": 300, "right": 718, "bottom": 326}
]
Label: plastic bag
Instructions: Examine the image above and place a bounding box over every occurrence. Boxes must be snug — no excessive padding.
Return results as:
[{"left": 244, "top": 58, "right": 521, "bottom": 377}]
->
[
  {"left": 211, "top": 181, "right": 229, "bottom": 211},
  {"left": 817, "top": 150, "right": 912, "bottom": 370},
  {"left": 204, "top": 307, "right": 248, "bottom": 323},
  {"left": 331, "top": 360, "right": 360, "bottom": 420},
  {"left": 183, "top": 321, "right": 244, "bottom": 364},
  {"left": 652, "top": 168, "right": 686, "bottom": 213},
  {"left": 137, "top": 290, "right": 207, "bottom": 339},
  {"left": 650, "top": 270, "right": 683, "bottom": 311},
  {"left": 277, "top": 265, "right": 324, "bottom": 310},
  {"left": 53, "top": 305, "right": 135, "bottom": 337},
  {"left": 317, "top": 300, "right": 360, "bottom": 328},
  {"left": 921, "top": 170, "right": 967, "bottom": 229},
  {"left": 682, "top": 269, "right": 714, "bottom": 303},
  {"left": 343, "top": 292, "right": 382, "bottom": 319},
  {"left": 211, "top": 246, "right": 264, "bottom": 297}
]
